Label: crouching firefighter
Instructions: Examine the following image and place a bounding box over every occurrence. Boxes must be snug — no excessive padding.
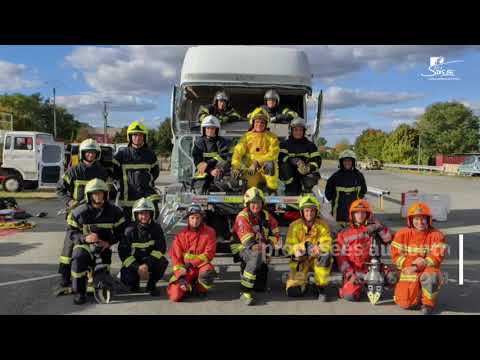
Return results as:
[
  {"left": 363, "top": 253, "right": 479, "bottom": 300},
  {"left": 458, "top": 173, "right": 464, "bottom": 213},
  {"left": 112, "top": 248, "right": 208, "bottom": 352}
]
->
[
  {"left": 231, "top": 107, "right": 280, "bottom": 195},
  {"left": 279, "top": 117, "right": 322, "bottom": 196},
  {"left": 68, "top": 179, "right": 127, "bottom": 305},
  {"left": 336, "top": 199, "right": 397, "bottom": 304},
  {"left": 285, "top": 195, "right": 333, "bottom": 301},
  {"left": 55, "top": 139, "right": 109, "bottom": 296},
  {"left": 112, "top": 121, "right": 160, "bottom": 221},
  {"left": 391, "top": 202, "right": 447, "bottom": 315},
  {"left": 192, "top": 115, "right": 231, "bottom": 194},
  {"left": 119, "top": 198, "right": 169, "bottom": 296},
  {"left": 231, "top": 187, "right": 281, "bottom": 305},
  {"left": 167, "top": 205, "right": 217, "bottom": 302}
]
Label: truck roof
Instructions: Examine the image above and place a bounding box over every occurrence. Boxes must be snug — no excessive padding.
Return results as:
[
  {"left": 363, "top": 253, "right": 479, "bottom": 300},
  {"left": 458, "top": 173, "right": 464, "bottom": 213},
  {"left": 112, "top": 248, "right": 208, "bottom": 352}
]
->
[
  {"left": 180, "top": 46, "right": 312, "bottom": 91},
  {"left": 4, "top": 131, "right": 53, "bottom": 136}
]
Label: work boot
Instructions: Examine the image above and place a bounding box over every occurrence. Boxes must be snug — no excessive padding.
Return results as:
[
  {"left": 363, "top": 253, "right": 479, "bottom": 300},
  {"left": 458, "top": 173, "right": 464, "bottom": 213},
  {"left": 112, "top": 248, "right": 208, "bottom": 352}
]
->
[
  {"left": 73, "top": 293, "right": 87, "bottom": 305},
  {"left": 240, "top": 292, "right": 254, "bottom": 306},
  {"left": 53, "top": 279, "right": 73, "bottom": 296},
  {"left": 146, "top": 280, "right": 160, "bottom": 297},
  {"left": 421, "top": 305, "right": 434, "bottom": 315},
  {"left": 316, "top": 287, "right": 328, "bottom": 302}
]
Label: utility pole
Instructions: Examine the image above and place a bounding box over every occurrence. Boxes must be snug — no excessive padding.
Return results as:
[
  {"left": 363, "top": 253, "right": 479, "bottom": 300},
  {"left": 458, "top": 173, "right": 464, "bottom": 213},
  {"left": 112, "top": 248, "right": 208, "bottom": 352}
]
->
[
  {"left": 103, "top": 101, "right": 111, "bottom": 144},
  {"left": 53, "top": 87, "right": 57, "bottom": 139},
  {"left": 417, "top": 132, "right": 421, "bottom": 169}
]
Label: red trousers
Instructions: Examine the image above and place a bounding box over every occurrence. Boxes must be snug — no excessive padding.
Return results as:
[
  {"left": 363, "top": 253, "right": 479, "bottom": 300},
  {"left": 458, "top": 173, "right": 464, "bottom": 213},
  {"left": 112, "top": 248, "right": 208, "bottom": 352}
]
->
[
  {"left": 167, "top": 263, "right": 215, "bottom": 302},
  {"left": 339, "top": 266, "right": 396, "bottom": 301}
]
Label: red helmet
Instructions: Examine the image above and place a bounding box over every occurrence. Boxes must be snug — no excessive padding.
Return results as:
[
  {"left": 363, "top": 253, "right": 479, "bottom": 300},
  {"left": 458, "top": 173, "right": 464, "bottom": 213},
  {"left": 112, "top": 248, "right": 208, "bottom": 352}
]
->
[{"left": 349, "top": 199, "right": 372, "bottom": 223}]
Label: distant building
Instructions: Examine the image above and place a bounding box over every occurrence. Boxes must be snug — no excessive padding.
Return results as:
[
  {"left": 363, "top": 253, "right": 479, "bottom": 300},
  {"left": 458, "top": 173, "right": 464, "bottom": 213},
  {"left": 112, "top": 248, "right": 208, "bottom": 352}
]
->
[
  {"left": 319, "top": 146, "right": 334, "bottom": 153},
  {"left": 86, "top": 127, "right": 122, "bottom": 144}
]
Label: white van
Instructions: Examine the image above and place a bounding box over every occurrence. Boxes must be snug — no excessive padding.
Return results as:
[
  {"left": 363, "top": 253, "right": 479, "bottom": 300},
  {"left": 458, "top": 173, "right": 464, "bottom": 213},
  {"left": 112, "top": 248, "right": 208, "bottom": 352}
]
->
[{"left": 0, "top": 131, "right": 64, "bottom": 192}]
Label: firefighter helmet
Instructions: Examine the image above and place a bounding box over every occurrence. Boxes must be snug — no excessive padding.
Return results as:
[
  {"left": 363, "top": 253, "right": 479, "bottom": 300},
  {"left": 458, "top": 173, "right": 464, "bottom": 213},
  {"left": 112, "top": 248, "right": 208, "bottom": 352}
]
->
[
  {"left": 127, "top": 121, "right": 148, "bottom": 144},
  {"left": 407, "top": 202, "right": 432, "bottom": 227},
  {"left": 289, "top": 117, "right": 307, "bottom": 136},
  {"left": 201, "top": 115, "right": 221, "bottom": 136},
  {"left": 84, "top": 178, "right": 109, "bottom": 203},
  {"left": 349, "top": 199, "right": 373, "bottom": 222},
  {"left": 247, "top": 106, "right": 271, "bottom": 126},
  {"left": 186, "top": 204, "right": 204, "bottom": 217},
  {"left": 213, "top": 91, "right": 229, "bottom": 105},
  {"left": 244, "top": 187, "right": 265, "bottom": 207},
  {"left": 132, "top": 197, "right": 156, "bottom": 221},
  {"left": 79, "top": 138, "right": 101, "bottom": 162},
  {"left": 264, "top": 89, "right": 280, "bottom": 105}
]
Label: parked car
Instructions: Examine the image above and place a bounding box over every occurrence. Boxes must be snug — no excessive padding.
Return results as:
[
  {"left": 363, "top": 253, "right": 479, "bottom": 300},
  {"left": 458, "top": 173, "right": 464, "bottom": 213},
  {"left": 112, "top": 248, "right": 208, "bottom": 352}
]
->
[{"left": 457, "top": 155, "right": 480, "bottom": 176}]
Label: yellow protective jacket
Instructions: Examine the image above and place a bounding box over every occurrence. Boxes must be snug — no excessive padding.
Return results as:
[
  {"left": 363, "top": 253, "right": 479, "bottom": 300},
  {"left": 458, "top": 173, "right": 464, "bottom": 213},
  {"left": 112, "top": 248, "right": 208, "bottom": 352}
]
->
[
  {"left": 286, "top": 218, "right": 332, "bottom": 257},
  {"left": 231, "top": 130, "right": 280, "bottom": 169}
]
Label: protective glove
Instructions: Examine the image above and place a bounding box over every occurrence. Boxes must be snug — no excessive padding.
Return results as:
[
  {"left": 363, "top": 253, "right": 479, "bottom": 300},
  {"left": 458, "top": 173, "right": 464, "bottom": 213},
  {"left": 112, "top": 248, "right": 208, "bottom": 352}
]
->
[
  {"left": 262, "top": 161, "right": 275, "bottom": 176},
  {"left": 297, "top": 161, "right": 310, "bottom": 175},
  {"left": 197, "top": 162, "right": 208, "bottom": 175},
  {"left": 184, "top": 262, "right": 194, "bottom": 271},
  {"left": 248, "top": 161, "right": 259, "bottom": 176},
  {"left": 231, "top": 168, "right": 242, "bottom": 179}
]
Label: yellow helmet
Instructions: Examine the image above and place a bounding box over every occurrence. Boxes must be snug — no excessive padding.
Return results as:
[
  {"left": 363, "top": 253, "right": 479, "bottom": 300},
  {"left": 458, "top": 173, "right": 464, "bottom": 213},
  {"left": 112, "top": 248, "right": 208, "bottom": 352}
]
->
[
  {"left": 299, "top": 194, "right": 320, "bottom": 212},
  {"left": 127, "top": 121, "right": 148, "bottom": 144},
  {"left": 247, "top": 106, "right": 271, "bottom": 126},
  {"left": 244, "top": 187, "right": 265, "bottom": 207}
]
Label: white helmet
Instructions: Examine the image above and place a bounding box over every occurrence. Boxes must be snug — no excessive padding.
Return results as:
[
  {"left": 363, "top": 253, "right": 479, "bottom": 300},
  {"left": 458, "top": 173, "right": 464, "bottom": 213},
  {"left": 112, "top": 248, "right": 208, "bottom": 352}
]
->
[
  {"left": 201, "top": 115, "right": 221, "bottom": 133},
  {"left": 264, "top": 89, "right": 280, "bottom": 105}
]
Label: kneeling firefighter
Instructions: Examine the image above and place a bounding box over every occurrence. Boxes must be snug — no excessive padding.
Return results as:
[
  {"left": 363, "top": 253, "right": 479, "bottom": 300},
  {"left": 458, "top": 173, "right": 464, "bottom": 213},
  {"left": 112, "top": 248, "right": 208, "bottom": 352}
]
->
[
  {"left": 231, "top": 187, "right": 281, "bottom": 305},
  {"left": 167, "top": 205, "right": 217, "bottom": 302},
  {"left": 391, "top": 202, "right": 447, "bottom": 315},
  {"left": 68, "top": 179, "right": 127, "bottom": 305},
  {"left": 119, "top": 198, "right": 169, "bottom": 296},
  {"left": 285, "top": 195, "right": 333, "bottom": 301},
  {"left": 279, "top": 117, "right": 322, "bottom": 196},
  {"left": 336, "top": 199, "right": 397, "bottom": 304}
]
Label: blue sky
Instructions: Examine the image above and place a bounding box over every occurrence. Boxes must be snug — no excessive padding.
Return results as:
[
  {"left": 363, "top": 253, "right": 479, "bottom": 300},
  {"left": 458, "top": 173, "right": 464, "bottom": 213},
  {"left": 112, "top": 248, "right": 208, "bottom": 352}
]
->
[{"left": 1, "top": 45, "right": 479, "bottom": 146}]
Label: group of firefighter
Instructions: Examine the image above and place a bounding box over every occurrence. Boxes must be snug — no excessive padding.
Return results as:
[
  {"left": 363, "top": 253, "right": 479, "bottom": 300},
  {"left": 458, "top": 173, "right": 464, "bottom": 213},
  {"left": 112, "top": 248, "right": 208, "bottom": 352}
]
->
[{"left": 54, "top": 89, "right": 447, "bottom": 315}]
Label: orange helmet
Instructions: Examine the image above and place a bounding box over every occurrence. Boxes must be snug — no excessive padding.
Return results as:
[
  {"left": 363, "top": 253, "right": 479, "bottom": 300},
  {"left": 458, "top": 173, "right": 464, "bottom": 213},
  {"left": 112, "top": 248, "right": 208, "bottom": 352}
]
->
[
  {"left": 407, "top": 202, "right": 432, "bottom": 227},
  {"left": 349, "top": 199, "right": 372, "bottom": 223}
]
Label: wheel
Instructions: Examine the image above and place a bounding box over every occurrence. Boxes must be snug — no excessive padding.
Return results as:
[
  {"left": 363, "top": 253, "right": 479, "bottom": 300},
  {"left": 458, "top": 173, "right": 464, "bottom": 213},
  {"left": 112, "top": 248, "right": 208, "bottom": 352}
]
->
[{"left": 2, "top": 175, "right": 23, "bottom": 192}]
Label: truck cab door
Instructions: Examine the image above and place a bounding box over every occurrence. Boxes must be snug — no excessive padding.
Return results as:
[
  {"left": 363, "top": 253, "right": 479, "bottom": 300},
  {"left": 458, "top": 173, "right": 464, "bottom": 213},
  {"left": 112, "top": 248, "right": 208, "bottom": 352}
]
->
[{"left": 38, "top": 143, "right": 64, "bottom": 188}]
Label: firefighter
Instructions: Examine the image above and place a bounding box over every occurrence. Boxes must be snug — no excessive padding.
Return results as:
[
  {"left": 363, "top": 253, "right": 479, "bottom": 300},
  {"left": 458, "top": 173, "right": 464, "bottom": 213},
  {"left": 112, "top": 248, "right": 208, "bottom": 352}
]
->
[
  {"left": 257, "top": 89, "right": 298, "bottom": 124},
  {"left": 336, "top": 199, "right": 397, "bottom": 302},
  {"left": 285, "top": 194, "right": 332, "bottom": 301},
  {"left": 68, "top": 179, "right": 126, "bottom": 305},
  {"left": 231, "top": 187, "right": 281, "bottom": 305},
  {"left": 325, "top": 150, "right": 367, "bottom": 225},
  {"left": 119, "top": 198, "right": 169, "bottom": 296},
  {"left": 391, "top": 202, "right": 447, "bottom": 315},
  {"left": 231, "top": 107, "right": 280, "bottom": 194},
  {"left": 279, "top": 117, "right": 322, "bottom": 195},
  {"left": 192, "top": 115, "right": 231, "bottom": 194},
  {"left": 55, "top": 138, "right": 109, "bottom": 296},
  {"left": 167, "top": 205, "right": 217, "bottom": 302},
  {"left": 197, "top": 90, "right": 243, "bottom": 124},
  {"left": 112, "top": 121, "right": 160, "bottom": 221}
]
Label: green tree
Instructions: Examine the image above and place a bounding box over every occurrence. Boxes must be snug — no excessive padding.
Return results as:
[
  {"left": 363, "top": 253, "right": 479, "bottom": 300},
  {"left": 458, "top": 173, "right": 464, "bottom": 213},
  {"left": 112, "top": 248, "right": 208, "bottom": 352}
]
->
[
  {"left": 156, "top": 118, "right": 173, "bottom": 155},
  {"left": 354, "top": 128, "right": 388, "bottom": 160},
  {"left": 415, "top": 101, "right": 480, "bottom": 163},
  {"left": 315, "top": 136, "right": 328, "bottom": 148},
  {"left": 334, "top": 138, "right": 351, "bottom": 155},
  {"left": 113, "top": 126, "right": 128, "bottom": 144},
  {"left": 382, "top": 124, "right": 427, "bottom": 164}
]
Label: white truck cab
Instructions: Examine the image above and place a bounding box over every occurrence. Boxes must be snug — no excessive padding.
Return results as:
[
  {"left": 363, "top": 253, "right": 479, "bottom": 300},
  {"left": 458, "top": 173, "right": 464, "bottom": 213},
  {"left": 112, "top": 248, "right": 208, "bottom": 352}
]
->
[
  {"left": 170, "top": 45, "right": 323, "bottom": 186},
  {"left": 0, "top": 131, "right": 64, "bottom": 192}
]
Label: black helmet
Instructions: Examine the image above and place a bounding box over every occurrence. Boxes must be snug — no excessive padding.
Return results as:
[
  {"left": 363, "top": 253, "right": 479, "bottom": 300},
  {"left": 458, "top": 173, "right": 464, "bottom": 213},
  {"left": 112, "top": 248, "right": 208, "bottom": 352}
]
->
[{"left": 186, "top": 204, "right": 203, "bottom": 217}]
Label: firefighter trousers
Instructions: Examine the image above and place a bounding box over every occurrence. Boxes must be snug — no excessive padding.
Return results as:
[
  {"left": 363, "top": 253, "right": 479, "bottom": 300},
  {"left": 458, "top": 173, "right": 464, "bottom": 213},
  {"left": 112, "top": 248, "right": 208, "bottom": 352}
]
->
[
  {"left": 167, "top": 263, "right": 216, "bottom": 302},
  {"left": 239, "top": 247, "right": 270, "bottom": 294},
  {"left": 120, "top": 257, "right": 168, "bottom": 290},
  {"left": 245, "top": 161, "right": 279, "bottom": 191},
  {"left": 71, "top": 245, "right": 112, "bottom": 295},
  {"left": 58, "top": 235, "right": 74, "bottom": 285},
  {"left": 280, "top": 163, "right": 320, "bottom": 195},
  {"left": 394, "top": 267, "right": 442, "bottom": 309},
  {"left": 286, "top": 254, "right": 332, "bottom": 297}
]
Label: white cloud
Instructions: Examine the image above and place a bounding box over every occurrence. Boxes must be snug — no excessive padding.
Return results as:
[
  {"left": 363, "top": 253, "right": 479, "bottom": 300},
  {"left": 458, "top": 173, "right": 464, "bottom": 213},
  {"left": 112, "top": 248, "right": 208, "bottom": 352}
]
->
[
  {"left": 376, "top": 107, "right": 425, "bottom": 119},
  {"left": 391, "top": 119, "right": 416, "bottom": 129},
  {"left": 0, "top": 60, "right": 40, "bottom": 90},
  {"left": 56, "top": 93, "right": 157, "bottom": 116},
  {"left": 310, "top": 87, "right": 424, "bottom": 110},
  {"left": 460, "top": 100, "right": 480, "bottom": 115}
]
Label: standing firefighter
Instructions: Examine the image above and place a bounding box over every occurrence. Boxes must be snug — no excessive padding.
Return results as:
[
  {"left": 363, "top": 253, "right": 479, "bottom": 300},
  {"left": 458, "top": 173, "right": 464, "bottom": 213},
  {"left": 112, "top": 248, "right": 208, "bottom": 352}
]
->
[
  {"left": 55, "top": 139, "right": 108, "bottom": 296},
  {"left": 260, "top": 89, "right": 298, "bottom": 124},
  {"left": 231, "top": 187, "right": 281, "bottom": 305},
  {"left": 325, "top": 150, "right": 367, "bottom": 225},
  {"left": 167, "top": 205, "right": 217, "bottom": 302},
  {"left": 391, "top": 203, "right": 447, "bottom": 315},
  {"left": 68, "top": 179, "right": 126, "bottom": 305},
  {"left": 336, "top": 199, "right": 397, "bottom": 303},
  {"left": 231, "top": 107, "right": 280, "bottom": 194},
  {"left": 285, "top": 195, "right": 333, "bottom": 301},
  {"left": 192, "top": 115, "right": 231, "bottom": 194},
  {"left": 279, "top": 117, "right": 322, "bottom": 195},
  {"left": 197, "top": 90, "right": 243, "bottom": 124},
  {"left": 119, "top": 198, "right": 169, "bottom": 296},
  {"left": 112, "top": 121, "right": 160, "bottom": 221}
]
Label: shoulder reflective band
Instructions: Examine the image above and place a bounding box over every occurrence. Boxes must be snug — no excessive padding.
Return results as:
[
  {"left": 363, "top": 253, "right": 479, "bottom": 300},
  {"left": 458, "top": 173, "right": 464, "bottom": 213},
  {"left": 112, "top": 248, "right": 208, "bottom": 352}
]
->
[
  {"left": 67, "top": 213, "right": 80, "bottom": 229},
  {"left": 150, "top": 250, "right": 164, "bottom": 259},
  {"left": 73, "top": 180, "right": 90, "bottom": 201},
  {"left": 123, "top": 256, "right": 136, "bottom": 268},
  {"left": 146, "top": 194, "right": 161, "bottom": 202},
  {"left": 132, "top": 240, "right": 155, "bottom": 249},
  {"left": 115, "top": 217, "right": 126, "bottom": 228}
]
